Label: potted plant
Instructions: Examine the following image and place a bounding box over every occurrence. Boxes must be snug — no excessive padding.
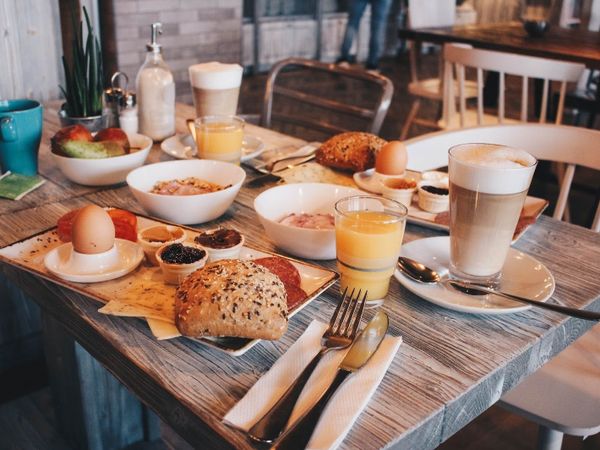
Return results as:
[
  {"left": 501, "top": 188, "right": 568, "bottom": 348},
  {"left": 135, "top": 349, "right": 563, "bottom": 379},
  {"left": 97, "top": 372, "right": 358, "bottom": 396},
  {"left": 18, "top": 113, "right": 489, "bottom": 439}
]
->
[{"left": 58, "top": 7, "right": 106, "bottom": 131}]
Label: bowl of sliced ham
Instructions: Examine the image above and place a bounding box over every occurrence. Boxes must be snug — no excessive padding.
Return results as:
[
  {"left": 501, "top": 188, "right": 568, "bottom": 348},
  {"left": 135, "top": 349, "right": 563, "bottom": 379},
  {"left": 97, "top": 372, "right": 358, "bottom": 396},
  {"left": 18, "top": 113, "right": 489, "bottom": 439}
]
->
[{"left": 254, "top": 183, "right": 362, "bottom": 260}]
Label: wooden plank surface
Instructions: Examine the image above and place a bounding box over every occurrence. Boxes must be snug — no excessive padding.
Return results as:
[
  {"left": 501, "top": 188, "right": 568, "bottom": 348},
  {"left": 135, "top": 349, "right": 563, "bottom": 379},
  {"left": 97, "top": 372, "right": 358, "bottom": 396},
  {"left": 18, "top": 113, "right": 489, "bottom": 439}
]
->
[
  {"left": 398, "top": 22, "right": 600, "bottom": 69},
  {"left": 1, "top": 103, "right": 599, "bottom": 449}
]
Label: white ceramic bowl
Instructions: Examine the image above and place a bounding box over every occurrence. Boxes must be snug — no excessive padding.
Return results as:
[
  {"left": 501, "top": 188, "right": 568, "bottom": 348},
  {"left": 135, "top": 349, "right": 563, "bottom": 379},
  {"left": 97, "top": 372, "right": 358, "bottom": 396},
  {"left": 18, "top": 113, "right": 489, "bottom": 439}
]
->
[
  {"left": 254, "top": 183, "right": 363, "bottom": 260},
  {"left": 51, "top": 132, "right": 153, "bottom": 186},
  {"left": 126, "top": 159, "right": 246, "bottom": 225}
]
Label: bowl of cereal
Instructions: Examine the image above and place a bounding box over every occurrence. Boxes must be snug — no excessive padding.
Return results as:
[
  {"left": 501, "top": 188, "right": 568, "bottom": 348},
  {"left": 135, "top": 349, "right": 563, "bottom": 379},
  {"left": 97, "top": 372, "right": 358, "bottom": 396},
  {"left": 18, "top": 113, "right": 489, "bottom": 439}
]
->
[
  {"left": 254, "top": 183, "right": 362, "bottom": 260},
  {"left": 126, "top": 160, "right": 246, "bottom": 224}
]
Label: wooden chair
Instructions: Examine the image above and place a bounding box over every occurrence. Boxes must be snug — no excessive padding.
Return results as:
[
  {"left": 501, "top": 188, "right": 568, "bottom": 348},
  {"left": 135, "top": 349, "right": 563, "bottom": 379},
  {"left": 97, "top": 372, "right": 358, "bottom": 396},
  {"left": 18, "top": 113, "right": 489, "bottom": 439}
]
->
[
  {"left": 399, "top": 0, "right": 478, "bottom": 139},
  {"left": 260, "top": 58, "right": 393, "bottom": 141},
  {"left": 442, "top": 44, "right": 586, "bottom": 129},
  {"left": 404, "top": 123, "right": 600, "bottom": 450}
]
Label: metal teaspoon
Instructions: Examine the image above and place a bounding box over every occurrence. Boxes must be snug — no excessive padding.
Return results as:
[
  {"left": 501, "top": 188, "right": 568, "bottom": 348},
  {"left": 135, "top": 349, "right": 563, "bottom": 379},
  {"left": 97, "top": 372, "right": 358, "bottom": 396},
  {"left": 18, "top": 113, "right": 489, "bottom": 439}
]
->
[{"left": 396, "top": 257, "right": 600, "bottom": 321}]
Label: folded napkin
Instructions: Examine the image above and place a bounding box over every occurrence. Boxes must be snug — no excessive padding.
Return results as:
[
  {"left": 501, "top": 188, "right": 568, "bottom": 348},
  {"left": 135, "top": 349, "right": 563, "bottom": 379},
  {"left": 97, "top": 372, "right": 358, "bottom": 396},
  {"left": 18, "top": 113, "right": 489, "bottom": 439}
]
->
[
  {"left": 224, "top": 320, "right": 402, "bottom": 450},
  {"left": 0, "top": 171, "right": 45, "bottom": 200}
]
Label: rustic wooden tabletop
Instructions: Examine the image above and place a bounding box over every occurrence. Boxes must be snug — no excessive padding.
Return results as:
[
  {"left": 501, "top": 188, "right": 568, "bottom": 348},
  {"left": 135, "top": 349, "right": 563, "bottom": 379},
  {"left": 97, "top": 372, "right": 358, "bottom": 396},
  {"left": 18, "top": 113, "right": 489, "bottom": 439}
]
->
[
  {"left": 398, "top": 21, "right": 600, "bottom": 70},
  {"left": 1, "top": 102, "right": 599, "bottom": 449}
]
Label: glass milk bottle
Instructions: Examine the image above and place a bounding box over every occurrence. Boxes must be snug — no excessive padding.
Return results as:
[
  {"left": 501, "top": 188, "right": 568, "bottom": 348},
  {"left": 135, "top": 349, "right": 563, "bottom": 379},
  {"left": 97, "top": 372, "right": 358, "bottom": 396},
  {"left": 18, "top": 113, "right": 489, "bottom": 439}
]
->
[{"left": 136, "top": 22, "right": 175, "bottom": 141}]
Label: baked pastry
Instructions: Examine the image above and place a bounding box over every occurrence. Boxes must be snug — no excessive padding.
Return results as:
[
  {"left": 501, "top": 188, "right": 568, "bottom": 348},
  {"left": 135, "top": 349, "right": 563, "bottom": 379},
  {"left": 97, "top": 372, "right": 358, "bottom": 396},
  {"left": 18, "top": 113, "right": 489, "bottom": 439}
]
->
[
  {"left": 175, "top": 259, "right": 288, "bottom": 340},
  {"left": 316, "top": 132, "right": 387, "bottom": 172}
]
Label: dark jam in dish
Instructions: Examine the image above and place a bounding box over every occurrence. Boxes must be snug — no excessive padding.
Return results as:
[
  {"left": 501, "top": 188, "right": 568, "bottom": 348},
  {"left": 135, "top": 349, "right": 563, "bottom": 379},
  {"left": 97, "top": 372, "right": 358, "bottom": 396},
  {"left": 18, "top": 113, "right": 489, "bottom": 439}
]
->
[
  {"left": 160, "top": 243, "right": 206, "bottom": 264},
  {"left": 421, "top": 185, "right": 449, "bottom": 196},
  {"left": 194, "top": 229, "right": 242, "bottom": 249}
]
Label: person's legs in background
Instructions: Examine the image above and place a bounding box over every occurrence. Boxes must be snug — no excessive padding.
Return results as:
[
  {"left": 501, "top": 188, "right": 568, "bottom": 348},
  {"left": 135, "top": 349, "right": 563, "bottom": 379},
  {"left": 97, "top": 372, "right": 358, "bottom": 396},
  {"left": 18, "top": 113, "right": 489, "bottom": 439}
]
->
[
  {"left": 338, "top": 0, "right": 369, "bottom": 64},
  {"left": 366, "top": 0, "right": 393, "bottom": 70}
]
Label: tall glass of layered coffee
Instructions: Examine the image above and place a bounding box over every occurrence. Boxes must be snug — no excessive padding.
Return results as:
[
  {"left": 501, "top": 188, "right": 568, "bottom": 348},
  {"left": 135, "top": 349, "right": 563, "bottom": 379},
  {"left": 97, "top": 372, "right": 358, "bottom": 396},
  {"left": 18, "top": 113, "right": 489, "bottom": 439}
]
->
[
  {"left": 188, "top": 62, "right": 243, "bottom": 117},
  {"left": 448, "top": 143, "right": 537, "bottom": 285}
]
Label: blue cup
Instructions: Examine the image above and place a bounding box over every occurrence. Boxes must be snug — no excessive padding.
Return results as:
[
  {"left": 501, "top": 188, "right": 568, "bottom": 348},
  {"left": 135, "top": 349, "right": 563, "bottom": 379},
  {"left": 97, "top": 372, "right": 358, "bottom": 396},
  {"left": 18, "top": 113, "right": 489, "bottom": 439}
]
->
[{"left": 0, "top": 99, "right": 43, "bottom": 176}]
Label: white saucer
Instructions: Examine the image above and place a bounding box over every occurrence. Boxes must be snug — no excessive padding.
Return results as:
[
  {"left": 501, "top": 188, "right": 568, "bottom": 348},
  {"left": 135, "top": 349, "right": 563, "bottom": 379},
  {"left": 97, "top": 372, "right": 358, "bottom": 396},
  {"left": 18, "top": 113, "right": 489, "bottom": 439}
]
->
[
  {"left": 394, "top": 236, "right": 555, "bottom": 315},
  {"left": 353, "top": 168, "right": 384, "bottom": 194},
  {"left": 161, "top": 133, "right": 265, "bottom": 162},
  {"left": 44, "top": 239, "right": 144, "bottom": 283}
]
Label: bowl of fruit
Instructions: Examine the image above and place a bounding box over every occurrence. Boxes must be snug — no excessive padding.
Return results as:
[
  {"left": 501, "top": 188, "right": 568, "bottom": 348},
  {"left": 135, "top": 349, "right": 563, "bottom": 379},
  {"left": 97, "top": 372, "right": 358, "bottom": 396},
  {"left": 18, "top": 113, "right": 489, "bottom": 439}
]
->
[{"left": 50, "top": 125, "right": 153, "bottom": 186}]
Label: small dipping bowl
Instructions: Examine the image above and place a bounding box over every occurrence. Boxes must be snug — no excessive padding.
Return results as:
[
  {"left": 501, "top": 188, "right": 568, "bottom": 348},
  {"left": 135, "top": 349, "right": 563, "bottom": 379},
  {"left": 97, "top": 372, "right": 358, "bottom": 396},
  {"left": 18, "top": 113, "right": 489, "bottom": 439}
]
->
[
  {"left": 64, "top": 245, "right": 120, "bottom": 274},
  {"left": 138, "top": 225, "right": 187, "bottom": 265},
  {"left": 381, "top": 177, "right": 418, "bottom": 208},
  {"left": 417, "top": 180, "right": 449, "bottom": 213},
  {"left": 193, "top": 229, "right": 244, "bottom": 262},
  {"left": 156, "top": 242, "right": 208, "bottom": 285}
]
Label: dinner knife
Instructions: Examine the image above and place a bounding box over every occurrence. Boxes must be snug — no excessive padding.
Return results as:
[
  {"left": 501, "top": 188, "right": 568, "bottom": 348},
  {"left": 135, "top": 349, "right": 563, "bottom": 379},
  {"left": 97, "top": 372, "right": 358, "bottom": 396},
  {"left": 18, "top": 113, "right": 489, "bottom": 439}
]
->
[{"left": 272, "top": 311, "right": 389, "bottom": 450}]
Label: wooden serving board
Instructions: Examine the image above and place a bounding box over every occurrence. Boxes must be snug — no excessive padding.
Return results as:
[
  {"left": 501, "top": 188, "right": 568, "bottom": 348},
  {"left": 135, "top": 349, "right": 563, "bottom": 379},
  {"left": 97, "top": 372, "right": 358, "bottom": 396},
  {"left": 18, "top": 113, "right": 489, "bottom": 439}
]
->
[{"left": 0, "top": 213, "right": 338, "bottom": 356}]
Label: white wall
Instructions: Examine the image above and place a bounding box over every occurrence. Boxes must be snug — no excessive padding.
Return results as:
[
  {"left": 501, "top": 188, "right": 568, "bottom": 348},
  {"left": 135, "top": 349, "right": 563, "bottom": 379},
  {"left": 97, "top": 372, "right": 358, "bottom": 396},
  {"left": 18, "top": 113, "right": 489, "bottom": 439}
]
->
[{"left": 0, "top": 0, "right": 64, "bottom": 102}]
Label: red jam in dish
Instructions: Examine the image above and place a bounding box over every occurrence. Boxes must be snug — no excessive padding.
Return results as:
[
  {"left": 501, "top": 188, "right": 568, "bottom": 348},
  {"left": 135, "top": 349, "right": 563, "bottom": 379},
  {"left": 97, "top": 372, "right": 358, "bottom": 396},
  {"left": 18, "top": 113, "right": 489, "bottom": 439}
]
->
[{"left": 194, "top": 229, "right": 242, "bottom": 249}]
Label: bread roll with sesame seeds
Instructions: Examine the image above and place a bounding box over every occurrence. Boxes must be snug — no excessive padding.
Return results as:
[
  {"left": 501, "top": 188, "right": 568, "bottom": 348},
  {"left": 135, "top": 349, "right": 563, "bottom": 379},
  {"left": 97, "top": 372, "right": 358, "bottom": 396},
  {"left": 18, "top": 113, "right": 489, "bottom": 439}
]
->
[{"left": 175, "top": 259, "right": 288, "bottom": 339}]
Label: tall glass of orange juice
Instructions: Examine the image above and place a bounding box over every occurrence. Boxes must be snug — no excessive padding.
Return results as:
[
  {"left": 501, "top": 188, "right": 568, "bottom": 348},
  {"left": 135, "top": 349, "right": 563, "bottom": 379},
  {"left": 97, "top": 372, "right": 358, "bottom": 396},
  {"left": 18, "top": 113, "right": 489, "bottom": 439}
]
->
[
  {"left": 194, "top": 115, "right": 244, "bottom": 164},
  {"left": 335, "top": 196, "right": 407, "bottom": 305}
]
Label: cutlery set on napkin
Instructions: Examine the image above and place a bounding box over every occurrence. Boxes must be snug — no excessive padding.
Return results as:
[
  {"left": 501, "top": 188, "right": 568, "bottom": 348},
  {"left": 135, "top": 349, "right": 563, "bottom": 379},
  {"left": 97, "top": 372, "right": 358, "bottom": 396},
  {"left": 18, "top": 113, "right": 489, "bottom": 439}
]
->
[
  {"left": 244, "top": 143, "right": 320, "bottom": 186},
  {"left": 224, "top": 296, "right": 402, "bottom": 450}
]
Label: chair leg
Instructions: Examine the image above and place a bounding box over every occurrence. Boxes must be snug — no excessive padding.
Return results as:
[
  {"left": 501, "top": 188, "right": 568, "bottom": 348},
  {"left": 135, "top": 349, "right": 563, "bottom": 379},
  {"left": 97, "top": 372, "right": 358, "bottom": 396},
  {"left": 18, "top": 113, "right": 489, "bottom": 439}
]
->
[
  {"left": 536, "top": 426, "right": 564, "bottom": 450},
  {"left": 400, "top": 100, "right": 420, "bottom": 140}
]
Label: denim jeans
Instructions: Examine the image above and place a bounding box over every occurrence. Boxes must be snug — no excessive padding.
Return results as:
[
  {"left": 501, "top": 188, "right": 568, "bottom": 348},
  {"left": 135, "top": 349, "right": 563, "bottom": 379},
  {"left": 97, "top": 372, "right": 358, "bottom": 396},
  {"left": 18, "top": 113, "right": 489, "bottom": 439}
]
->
[{"left": 339, "top": 0, "right": 393, "bottom": 68}]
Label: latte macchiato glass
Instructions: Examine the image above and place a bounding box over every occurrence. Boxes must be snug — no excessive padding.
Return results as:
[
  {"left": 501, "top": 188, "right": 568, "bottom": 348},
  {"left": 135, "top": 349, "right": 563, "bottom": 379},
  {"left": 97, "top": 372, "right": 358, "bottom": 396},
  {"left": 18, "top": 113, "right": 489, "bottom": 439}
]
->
[
  {"left": 188, "top": 62, "right": 243, "bottom": 117},
  {"left": 448, "top": 144, "right": 537, "bottom": 285}
]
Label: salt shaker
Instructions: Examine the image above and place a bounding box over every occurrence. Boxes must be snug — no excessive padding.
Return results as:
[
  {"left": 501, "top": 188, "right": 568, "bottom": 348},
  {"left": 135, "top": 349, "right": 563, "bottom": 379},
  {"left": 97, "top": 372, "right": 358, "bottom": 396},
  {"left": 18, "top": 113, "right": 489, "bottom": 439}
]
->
[
  {"left": 103, "top": 72, "right": 128, "bottom": 128},
  {"left": 119, "top": 92, "right": 138, "bottom": 135}
]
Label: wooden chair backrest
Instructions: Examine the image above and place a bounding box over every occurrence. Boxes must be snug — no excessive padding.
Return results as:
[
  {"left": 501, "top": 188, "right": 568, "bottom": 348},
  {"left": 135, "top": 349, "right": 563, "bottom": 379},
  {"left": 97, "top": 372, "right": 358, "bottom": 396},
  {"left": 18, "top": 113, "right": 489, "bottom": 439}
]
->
[
  {"left": 442, "top": 44, "right": 585, "bottom": 127},
  {"left": 404, "top": 124, "right": 600, "bottom": 231},
  {"left": 261, "top": 58, "right": 393, "bottom": 140}
]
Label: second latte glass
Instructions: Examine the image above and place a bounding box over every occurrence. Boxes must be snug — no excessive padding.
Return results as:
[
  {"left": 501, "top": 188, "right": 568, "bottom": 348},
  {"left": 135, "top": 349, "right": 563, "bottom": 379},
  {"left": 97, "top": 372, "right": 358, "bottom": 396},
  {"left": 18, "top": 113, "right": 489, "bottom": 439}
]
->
[
  {"left": 334, "top": 196, "right": 407, "bottom": 304},
  {"left": 448, "top": 143, "right": 537, "bottom": 286},
  {"left": 194, "top": 115, "right": 244, "bottom": 165}
]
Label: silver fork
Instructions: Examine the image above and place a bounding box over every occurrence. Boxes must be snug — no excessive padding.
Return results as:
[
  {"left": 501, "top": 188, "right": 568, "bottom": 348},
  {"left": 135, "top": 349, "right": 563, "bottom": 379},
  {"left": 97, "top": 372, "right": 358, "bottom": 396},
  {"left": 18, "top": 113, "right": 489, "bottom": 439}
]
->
[{"left": 247, "top": 287, "right": 368, "bottom": 443}]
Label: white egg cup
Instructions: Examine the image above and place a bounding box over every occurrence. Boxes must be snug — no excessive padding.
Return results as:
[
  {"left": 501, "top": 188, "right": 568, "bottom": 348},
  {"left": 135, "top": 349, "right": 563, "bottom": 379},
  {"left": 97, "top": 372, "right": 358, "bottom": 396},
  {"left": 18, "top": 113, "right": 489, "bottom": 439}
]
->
[{"left": 65, "top": 245, "right": 120, "bottom": 274}]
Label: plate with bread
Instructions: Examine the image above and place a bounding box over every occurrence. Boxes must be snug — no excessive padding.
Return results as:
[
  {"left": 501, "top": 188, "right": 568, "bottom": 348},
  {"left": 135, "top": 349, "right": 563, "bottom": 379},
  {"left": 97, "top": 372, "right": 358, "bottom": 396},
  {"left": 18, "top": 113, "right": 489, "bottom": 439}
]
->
[{"left": 0, "top": 210, "right": 338, "bottom": 356}]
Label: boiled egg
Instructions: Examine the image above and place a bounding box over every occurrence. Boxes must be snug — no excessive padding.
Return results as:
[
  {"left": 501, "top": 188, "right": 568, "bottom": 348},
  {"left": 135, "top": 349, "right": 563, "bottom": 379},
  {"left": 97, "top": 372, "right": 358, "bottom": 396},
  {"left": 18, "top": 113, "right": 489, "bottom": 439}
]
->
[
  {"left": 375, "top": 141, "right": 408, "bottom": 176},
  {"left": 72, "top": 205, "right": 116, "bottom": 254}
]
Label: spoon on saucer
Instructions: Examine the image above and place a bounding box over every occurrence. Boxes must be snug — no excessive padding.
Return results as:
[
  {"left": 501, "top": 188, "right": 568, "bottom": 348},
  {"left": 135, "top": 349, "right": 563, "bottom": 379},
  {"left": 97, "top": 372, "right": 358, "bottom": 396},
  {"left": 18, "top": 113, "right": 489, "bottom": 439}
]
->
[{"left": 397, "top": 256, "right": 600, "bottom": 321}]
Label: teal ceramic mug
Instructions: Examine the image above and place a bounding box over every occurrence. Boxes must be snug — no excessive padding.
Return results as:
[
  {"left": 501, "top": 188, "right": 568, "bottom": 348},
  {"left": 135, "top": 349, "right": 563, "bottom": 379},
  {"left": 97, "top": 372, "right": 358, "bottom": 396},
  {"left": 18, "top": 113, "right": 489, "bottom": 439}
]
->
[{"left": 0, "top": 99, "right": 43, "bottom": 175}]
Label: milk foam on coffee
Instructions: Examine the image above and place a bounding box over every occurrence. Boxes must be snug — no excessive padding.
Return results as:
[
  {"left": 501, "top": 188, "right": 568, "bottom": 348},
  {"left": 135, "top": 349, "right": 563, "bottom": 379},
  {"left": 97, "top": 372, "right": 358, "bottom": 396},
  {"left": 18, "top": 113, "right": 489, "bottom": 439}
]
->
[
  {"left": 189, "top": 62, "right": 243, "bottom": 90},
  {"left": 449, "top": 144, "right": 537, "bottom": 195}
]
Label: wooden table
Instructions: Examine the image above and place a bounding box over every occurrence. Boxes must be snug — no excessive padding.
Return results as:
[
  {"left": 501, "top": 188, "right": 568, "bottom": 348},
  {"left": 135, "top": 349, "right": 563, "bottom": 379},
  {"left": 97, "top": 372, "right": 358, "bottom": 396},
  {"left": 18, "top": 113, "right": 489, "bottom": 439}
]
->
[
  {"left": 1, "top": 102, "right": 600, "bottom": 450},
  {"left": 398, "top": 21, "right": 600, "bottom": 69}
]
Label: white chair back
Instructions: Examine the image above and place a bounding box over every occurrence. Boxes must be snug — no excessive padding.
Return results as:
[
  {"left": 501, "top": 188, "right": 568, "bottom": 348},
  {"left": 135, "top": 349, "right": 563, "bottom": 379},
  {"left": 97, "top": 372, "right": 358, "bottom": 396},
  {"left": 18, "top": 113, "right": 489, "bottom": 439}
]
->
[
  {"left": 443, "top": 44, "right": 586, "bottom": 127},
  {"left": 404, "top": 124, "right": 600, "bottom": 230}
]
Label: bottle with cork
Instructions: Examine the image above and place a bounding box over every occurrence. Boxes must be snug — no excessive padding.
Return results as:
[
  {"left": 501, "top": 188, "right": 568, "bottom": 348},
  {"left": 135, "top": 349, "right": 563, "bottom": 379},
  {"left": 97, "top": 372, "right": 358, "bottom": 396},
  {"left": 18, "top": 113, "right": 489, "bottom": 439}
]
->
[{"left": 135, "top": 22, "right": 175, "bottom": 141}]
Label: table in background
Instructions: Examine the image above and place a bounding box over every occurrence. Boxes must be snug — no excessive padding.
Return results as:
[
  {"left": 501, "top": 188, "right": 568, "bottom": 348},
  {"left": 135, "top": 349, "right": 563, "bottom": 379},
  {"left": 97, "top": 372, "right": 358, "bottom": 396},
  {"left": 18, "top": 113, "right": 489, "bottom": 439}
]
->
[
  {"left": 1, "top": 102, "right": 599, "bottom": 450},
  {"left": 398, "top": 21, "right": 600, "bottom": 69}
]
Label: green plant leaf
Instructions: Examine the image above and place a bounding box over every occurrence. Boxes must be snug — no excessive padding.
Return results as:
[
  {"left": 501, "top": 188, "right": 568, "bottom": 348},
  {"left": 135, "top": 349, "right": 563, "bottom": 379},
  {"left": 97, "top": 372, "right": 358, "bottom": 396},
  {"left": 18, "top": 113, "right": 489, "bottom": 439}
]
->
[{"left": 60, "top": 5, "right": 104, "bottom": 118}]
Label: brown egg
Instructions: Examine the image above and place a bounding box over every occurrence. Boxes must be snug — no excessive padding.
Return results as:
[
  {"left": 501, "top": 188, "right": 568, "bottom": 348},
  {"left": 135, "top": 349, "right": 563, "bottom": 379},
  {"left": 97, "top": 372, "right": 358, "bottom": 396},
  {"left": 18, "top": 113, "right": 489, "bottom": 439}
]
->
[
  {"left": 375, "top": 141, "right": 408, "bottom": 176},
  {"left": 72, "top": 205, "right": 116, "bottom": 254}
]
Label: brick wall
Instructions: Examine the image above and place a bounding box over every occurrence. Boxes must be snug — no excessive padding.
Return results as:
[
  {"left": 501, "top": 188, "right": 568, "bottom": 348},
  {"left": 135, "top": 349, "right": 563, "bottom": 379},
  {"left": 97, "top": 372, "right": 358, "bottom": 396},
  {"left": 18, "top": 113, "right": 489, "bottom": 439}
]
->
[{"left": 111, "top": 0, "right": 243, "bottom": 104}]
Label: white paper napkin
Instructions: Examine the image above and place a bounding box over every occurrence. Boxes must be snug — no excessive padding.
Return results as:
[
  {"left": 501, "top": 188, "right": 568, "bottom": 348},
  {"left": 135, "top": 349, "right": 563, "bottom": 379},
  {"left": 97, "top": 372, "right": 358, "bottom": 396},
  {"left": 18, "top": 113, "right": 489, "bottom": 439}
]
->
[{"left": 223, "top": 320, "right": 402, "bottom": 450}]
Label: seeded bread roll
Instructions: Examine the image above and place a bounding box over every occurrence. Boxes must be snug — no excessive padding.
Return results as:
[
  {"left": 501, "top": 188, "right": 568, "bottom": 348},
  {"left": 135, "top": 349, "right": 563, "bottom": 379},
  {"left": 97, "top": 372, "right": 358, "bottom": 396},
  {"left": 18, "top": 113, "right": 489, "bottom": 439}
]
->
[
  {"left": 316, "top": 132, "right": 387, "bottom": 172},
  {"left": 175, "top": 259, "right": 288, "bottom": 340}
]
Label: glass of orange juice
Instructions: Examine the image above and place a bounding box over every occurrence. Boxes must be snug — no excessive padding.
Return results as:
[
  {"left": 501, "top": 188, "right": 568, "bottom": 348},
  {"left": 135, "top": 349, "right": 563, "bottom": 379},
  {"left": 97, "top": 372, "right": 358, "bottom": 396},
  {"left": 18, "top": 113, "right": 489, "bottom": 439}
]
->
[
  {"left": 194, "top": 115, "right": 244, "bottom": 165},
  {"left": 334, "top": 195, "right": 407, "bottom": 305}
]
